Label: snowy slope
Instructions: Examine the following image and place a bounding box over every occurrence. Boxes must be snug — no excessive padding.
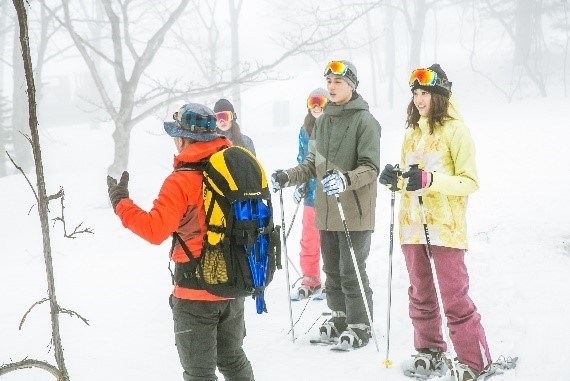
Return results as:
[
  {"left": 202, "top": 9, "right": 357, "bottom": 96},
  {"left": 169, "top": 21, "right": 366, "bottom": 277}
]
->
[{"left": 0, "top": 91, "right": 569, "bottom": 381}]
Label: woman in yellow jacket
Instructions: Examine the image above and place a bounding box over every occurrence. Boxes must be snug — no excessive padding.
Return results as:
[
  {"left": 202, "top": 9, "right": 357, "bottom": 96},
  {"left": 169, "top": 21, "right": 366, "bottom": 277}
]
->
[{"left": 380, "top": 64, "right": 492, "bottom": 381}]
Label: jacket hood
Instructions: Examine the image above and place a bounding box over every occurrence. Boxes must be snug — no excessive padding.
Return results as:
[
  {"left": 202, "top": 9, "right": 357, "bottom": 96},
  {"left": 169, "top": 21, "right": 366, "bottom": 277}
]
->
[
  {"left": 325, "top": 93, "right": 369, "bottom": 116},
  {"left": 447, "top": 95, "right": 463, "bottom": 121},
  {"left": 173, "top": 136, "right": 231, "bottom": 168}
]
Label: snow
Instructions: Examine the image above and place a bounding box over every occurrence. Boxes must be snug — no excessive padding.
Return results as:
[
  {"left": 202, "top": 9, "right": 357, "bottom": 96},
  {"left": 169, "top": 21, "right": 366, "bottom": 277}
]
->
[{"left": 1, "top": 81, "right": 569, "bottom": 381}]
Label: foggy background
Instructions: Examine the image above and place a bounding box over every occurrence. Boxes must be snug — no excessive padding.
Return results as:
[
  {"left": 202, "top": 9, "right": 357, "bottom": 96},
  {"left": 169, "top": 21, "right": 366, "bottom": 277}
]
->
[
  {"left": 1, "top": 0, "right": 568, "bottom": 179},
  {"left": 1, "top": 1, "right": 570, "bottom": 380}
]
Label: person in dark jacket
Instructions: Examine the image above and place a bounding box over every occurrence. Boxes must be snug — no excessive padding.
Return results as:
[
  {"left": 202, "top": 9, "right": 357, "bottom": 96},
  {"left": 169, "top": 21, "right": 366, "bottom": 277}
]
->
[
  {"left": 107, "top": 103, "right": 255, "bottom": 381},
  {"left": 271, "top": 61, "right": 381, "bottom": 349},
  {"left": 213, "top": 98, "right": 256, "bottom": 155}
]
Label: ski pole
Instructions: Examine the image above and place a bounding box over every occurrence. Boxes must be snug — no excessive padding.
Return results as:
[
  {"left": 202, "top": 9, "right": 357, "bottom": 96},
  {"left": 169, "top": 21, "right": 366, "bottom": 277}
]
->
[
  {"left": 383, "top": 164, "right": 400, "bottom": 367},
  {"left": 286, "top": 202, "right": 301, "bottom": 239},
  {"left": 332, "top": 192, "right": 380, "bottom": 352},
  {"left": 278, "top": 188, "right": 296, "bottom": 342},
  {"left": 285, "top": 202, "right": 302, "bottom": 279},
  {"left": 410, "top": 164, "right": 458, "bottom": 379}
]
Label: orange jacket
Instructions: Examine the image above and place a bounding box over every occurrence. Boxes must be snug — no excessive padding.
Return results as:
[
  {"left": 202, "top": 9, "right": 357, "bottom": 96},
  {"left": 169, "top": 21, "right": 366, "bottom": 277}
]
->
[{"left": 115, "top": 137, "right": 232, "bottom": 301}]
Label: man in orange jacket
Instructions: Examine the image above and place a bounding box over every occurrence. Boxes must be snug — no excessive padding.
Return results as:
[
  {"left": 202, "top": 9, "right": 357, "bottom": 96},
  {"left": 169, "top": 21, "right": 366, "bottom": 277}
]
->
[{"left": 107, "top": 103, "right": 256, "bottom": 381}]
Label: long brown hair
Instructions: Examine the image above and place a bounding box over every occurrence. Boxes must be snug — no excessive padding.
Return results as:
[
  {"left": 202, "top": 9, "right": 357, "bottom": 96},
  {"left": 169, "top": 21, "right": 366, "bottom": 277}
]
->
[
  {"left": 303, "top": 110, "right": 317, "bottom": 137},
  {"left": 217, "top": 119, "right": 246, "bottom": 147},
  {"left": 406, "top": 92, "right": 451, "bottom": 134}
]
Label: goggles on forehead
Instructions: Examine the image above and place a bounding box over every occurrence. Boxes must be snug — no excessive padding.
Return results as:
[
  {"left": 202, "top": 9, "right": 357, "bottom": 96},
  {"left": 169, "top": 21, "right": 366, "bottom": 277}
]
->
[
  {"left": 215, "top": 111, "right": 233, "bottom": 123},
  {"left": 173, "top": 111, "right": 217, "bottom": 131},
  {"left": 409, "top": 68, "right": 452, "bottom": 91},
  {"left": 323, "top": 61, "right": 358, "bottom": 88},
  {"left": 324, "top": 61, "right": 348, "bottom": 76},
  {"left": 307, "top": 96, "right": 328, "bottom": 109}
]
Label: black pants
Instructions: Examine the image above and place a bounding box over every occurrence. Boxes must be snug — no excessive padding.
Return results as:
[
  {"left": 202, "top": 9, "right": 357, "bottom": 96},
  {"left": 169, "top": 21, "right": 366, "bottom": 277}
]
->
[{"left": 170, "top": 296, "right": 255, "bottom": 381}]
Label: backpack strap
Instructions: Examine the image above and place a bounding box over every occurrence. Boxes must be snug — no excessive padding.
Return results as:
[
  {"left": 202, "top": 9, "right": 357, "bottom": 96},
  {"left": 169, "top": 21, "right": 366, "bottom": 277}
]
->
[
  {"left": 176, "top": 161, "right": 208, "bottom": 172},
  {"left": 171, "top": 232, "right": 199, "bottom": 265}
]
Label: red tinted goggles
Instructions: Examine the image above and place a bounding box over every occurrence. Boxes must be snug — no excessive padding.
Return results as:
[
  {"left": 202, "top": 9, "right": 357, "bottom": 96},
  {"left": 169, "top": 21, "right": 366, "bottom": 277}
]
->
[
  {"left": 307, "top": 96, "right": 327, "bottom": 109},
  {"left": 215, "top": 111, "right": 233, "bottom": 123}
]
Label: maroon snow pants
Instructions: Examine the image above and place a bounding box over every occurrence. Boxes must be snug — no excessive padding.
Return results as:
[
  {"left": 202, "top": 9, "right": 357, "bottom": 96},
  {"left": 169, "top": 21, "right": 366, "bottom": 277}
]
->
[{"left": 401, "top": 244, "right": 492, "bottom": 371}]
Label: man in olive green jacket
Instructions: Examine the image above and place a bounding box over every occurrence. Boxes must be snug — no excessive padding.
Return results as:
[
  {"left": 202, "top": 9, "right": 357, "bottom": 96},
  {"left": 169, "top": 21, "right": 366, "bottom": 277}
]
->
[{"left": 272, "top": 60, "right": 381, "bottom": 349}]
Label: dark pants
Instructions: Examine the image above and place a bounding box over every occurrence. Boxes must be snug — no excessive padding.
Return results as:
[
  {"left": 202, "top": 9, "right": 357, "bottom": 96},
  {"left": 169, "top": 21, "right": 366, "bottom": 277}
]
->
[
  {"left": 170, "top": 296, "right": 255, "bottom": 381},
  {"left": 320, "top": 230, "right": 373, "bottom": 325}
]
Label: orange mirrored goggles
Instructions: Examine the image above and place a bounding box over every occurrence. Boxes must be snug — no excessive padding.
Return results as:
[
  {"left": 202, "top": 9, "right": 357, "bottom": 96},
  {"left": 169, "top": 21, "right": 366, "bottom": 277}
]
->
[
  {"left": 324, "top": 61, "right": 348, "bottom": 76},
  {"left": 215, "top": 111, "right": 233, "bottom": 123},
  {"left": 409, "top": 68, "right": 451, "bottom": 91},
  {"left": 307, "top": 96, "right": 328, "bottom": 109}
]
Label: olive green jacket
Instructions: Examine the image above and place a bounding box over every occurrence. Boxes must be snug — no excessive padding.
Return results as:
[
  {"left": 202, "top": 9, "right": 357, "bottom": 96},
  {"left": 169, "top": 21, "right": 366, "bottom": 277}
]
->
[{"left": 286, "top": 94, "right": 381, "bottom": 231}]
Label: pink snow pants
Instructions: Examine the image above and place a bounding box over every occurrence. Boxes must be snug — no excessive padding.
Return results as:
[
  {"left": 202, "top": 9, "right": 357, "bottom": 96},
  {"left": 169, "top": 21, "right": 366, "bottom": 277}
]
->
[
  {"left": 401, "top": 244, "right": 492, "bottom": 371},
  {"left": 299, "top": 206, "right": 321, "bottom": 286}
]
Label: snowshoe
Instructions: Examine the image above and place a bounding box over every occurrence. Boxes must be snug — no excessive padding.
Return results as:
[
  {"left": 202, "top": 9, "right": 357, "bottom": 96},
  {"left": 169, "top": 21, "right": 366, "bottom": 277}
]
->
[
  {"left": 403, "top": 348, "right": 448, "bottom": 379},
  {"left": 333, "top": 324, "right": 371, "bottom": 350},
  {"left": 317, "top": 311, "right": 347, "bottom": 342},
  {"left": 290, "top": 283, "right": 322, "bottom": 301},
  {"left": 451, "top": 356, "right": 518, "bottom": 381}
]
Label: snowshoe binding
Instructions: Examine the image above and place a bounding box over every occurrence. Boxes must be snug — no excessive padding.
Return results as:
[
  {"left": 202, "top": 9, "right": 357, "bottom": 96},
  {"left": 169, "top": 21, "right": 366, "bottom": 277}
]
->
[
  {"left": 403, "top": 348, "right": 449, "bottom": 379},
  {"left": 451, "top": 356, "right": 518, "bottom": 381},
  {"left": 310, "top": 311, "right": 347, "bottom": 344},
  {"left": 332, "top": 324, "right": 371, "bottom": 351}
]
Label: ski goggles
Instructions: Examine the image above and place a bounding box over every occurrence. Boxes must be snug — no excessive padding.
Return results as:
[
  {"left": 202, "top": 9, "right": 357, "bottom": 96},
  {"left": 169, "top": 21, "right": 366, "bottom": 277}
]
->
[
  {"left": 215, "top": 111, "right": 233, "bottom": 123},
  {"left": 323, "top": 61, "right": 358, "bottom": 86},
  {"left": 409, "top": 68, "right": 451, "bottom": 91},
  {"left": 307, "top": 95, "right": 328, "bottom": 109}
]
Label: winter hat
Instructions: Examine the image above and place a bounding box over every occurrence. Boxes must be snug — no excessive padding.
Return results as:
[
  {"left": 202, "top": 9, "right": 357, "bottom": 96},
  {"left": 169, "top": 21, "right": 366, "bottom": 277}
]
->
[
  {"left": 213, "top": 98, "right": 237, "bottom": 120},
  {"left": 307, "top": 87, "right": 330, "bottom": 108},
  {"left": 164, "top": 102, "right": 221, "bottom": 142},
  {"left": 308, "top": 87, "right": 330, "bottom": 99},
  {"left": 324, "top": 60, "right": 359, "bottom": 90},
  {"left": 409, "top": 63, "right": 452, "bottom": 98}
]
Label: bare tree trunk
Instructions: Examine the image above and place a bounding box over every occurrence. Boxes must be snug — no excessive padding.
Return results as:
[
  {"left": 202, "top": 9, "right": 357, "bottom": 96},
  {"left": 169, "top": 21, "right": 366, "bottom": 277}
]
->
[
  {"left": 408, "top": 0, "right": 427, "bottom": 70},
  {"left": 366, "top": 12, "right": 378, "bottom": 106},
  {"left": 11, "top": 0, "right": 69, "bottom": 379},
  {"left": 562, "top": 2, "right": 570, "bottom": 97},
  {"left": 0, "top": 1, "right": 7, "bottom": 177},
  {"left": 385, "top": 0, "right": 395, "bottom": 109},
  {"left": 514, "top": 0, "right": 532, "bottom": 65},
  {"left": 109, "top": 119, "right": 133, "bottom": 177},
  {"left": 229, "top": 0, "right": 242, "bottom": 117},
  {"left": 12, "top": 14, "right": 33, "bottom": 173}
]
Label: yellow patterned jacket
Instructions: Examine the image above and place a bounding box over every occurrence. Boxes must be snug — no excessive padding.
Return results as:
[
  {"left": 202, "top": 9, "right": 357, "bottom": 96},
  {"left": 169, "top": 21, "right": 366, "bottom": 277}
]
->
[{"left": 398, "top": 96, "right": 478, "bottom": 250}]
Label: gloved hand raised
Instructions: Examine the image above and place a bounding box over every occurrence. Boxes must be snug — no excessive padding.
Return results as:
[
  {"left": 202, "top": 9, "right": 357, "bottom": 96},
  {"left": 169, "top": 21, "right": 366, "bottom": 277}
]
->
[
  {"left": 379, "top": 164, "right": 401, "bottom": 191},
  {"left": 293, "top": 183, "right": 307, "bottom": 204},
  {"left": 271, "top": 170, "right": 290, "bottom": 193},
  {"left": 107, "top": 171, "right": 130, "bottom": 211},
  {"left": 402, "top": 166, "right": 432, "bottom": 191},
  {"left": 321, "top": 170, "right": 347, "bottom": 196}
]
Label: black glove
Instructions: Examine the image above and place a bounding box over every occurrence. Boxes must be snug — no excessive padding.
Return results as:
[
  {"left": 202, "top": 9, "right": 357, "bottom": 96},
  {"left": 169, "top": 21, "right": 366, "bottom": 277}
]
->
[
  {"left": 271, "top": 170, "right": 290, "bottom": 192},
  {"left": 107, "top": 171, "right": 130, "bottom": 211},
  {"left": 402, "top": 167, "right": 431, "bottom": 191},
  {"left": 379, "top": 164, "right": 401, "bottom": 191}
]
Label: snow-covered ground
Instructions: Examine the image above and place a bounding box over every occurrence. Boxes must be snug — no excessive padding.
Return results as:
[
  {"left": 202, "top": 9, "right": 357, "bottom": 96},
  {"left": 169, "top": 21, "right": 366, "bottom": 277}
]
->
[{"left": 1, "top": 81, "right": 569, "bottom": 381}]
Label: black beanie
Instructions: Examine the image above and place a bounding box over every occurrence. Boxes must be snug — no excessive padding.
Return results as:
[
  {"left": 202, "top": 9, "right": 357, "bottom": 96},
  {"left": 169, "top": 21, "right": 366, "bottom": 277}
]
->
[
  {"left": 410, "top": 63, "right": 452, "bottom": 98},
  {"left": 213, "top": 99, "right": 237, "bottom": 120}
]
